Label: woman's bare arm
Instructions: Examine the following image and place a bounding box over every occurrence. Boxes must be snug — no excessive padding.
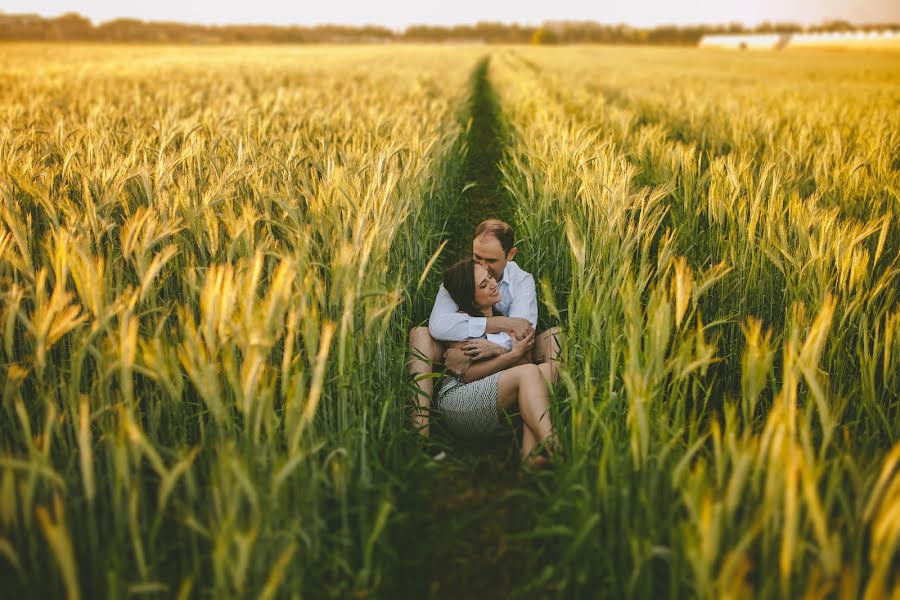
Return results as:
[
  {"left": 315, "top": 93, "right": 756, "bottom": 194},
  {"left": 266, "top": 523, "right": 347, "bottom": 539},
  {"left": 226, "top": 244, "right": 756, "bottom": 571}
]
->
[
  {"left": 446, "top": 331, "right": 535, "bottom": 383},
  {"left": 458, "top": 350, "right": 531, "bottom": 383}
]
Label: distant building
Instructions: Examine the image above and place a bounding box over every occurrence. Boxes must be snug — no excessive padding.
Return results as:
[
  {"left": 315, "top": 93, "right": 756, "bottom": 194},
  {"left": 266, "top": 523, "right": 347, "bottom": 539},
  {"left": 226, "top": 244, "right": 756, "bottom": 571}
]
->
[
  {"left": 698, "top": 33, "right": 791, "bottom": 50},
  {"left": 699, "top": 30, "right": 900, "bottom": 51},
  {"left": 790, "top": 30, "right": 900, "bottom": 50}
]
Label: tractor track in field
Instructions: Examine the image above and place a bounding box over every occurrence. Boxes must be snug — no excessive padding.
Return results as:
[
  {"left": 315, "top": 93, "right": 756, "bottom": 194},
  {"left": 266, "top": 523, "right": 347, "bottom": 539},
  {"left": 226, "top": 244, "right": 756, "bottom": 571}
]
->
[
  {"left": 385, "top": 56, "right": 557, "bottom": 600},
  {"left": 443, "top": 57, "right": 517, "bottom": 263}
]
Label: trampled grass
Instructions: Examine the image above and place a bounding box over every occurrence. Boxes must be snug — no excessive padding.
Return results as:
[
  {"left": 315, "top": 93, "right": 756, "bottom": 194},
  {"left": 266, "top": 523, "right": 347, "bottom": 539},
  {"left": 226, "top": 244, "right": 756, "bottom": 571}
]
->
[{"left": 0, "top": 43, "right": 898, "bottom": 598}]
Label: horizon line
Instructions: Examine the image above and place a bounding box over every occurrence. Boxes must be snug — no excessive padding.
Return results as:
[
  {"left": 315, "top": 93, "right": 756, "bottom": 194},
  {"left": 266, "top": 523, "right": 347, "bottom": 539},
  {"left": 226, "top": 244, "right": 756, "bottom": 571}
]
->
[{"left": 4, "top": 10, "right": 899, "bottom": 33}]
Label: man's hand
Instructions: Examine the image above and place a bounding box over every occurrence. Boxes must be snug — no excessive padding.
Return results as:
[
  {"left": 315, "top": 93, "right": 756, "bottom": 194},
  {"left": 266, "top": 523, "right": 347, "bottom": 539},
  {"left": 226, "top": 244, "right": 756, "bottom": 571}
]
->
[
  {"left": 443, "top": 347, "right": 472, "bottom": 377},
  {"left": 505, "top": 317, "right": 534, "bottom": 340},
  {"left": 462, "top": 339, "right": 507, "bottom": 361},
  {"left": 486, "top": 316, "right": 533, "bottom": 339}
]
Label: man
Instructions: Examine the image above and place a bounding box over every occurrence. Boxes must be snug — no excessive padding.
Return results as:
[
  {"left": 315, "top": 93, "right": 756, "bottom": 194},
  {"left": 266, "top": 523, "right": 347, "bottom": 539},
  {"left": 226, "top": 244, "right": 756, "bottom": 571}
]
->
[{"left": 408, "top": 219, "right": 561, "bottom": 437}]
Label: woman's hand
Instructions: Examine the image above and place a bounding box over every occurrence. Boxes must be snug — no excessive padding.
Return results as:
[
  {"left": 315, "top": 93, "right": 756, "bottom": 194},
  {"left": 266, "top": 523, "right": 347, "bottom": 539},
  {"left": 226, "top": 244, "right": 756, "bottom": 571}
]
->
[
  {"left": 509, "top": 329, "right": 535, "bottom": 359},
  {"left": 462, "top": 339, "right": 507, "bottom": 361}
]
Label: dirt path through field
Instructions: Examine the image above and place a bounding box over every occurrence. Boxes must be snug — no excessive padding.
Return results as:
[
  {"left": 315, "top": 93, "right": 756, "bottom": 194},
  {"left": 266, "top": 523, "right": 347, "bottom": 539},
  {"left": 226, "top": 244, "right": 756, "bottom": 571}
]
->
[{"left": 385, "top": 57, "right": 556, "bottom": 600}]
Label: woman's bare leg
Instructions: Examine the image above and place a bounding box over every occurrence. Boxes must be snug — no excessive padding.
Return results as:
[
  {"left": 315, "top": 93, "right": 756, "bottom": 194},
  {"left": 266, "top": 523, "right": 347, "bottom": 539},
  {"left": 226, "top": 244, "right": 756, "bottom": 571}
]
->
[
  {"left": 497, "top": 364, "right": 553, "bottom": 462},
  {"left": 521, "top": 421, "right": 536, "bottom": 458},
  {"left": 537, "top": 363, "right": 555, "bottom": 384},
  {"left": 534, "top": 326, "right": 562, "bottom": 384},
  {"left": 408, "top": 326, "right": 445, "bottom": 437}
]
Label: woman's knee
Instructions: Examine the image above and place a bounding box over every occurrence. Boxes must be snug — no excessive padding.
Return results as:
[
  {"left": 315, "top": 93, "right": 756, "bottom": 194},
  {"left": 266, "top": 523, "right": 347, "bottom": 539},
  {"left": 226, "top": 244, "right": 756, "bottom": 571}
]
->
[
  {"left": 519, "top": 362, "right": 543, "bottom": 383},
  {"left": 502, "top": 363, "right": 540, "bottom": 383},
  {"left": 409, "top": 326, "right": 430, "bottom": 346},
  {"left": 542, "top": 326, "right": 562, "bottom": 338},
  {"left": 409, "top": 327, "right": 441, "bottom": 362},
  {"left": 535, "top": 327, "right": 562, "bottom": 361}
]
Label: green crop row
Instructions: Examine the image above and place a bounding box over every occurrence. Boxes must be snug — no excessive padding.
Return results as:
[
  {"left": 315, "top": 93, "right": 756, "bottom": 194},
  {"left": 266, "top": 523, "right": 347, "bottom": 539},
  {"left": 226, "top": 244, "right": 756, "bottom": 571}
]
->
[
  {"left": 492, "top": 46, "right": 899, "bottom": 598},
  {"left": 0, "top": 44, "right": 482, "bottom": 598},
  {"left": 1, "top": 42, "right": 897, "bottom": 599}
]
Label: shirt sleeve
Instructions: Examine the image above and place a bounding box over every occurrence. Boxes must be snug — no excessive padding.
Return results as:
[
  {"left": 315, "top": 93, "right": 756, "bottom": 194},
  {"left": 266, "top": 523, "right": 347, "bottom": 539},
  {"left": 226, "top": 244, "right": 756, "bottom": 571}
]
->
[{"left": 428, "top": 285, "right": 487, "bottom": 341}]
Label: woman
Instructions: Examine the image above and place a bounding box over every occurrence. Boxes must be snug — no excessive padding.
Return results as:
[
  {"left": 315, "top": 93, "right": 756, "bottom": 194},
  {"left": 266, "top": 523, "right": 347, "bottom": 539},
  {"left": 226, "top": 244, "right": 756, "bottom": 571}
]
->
[{"left": 434, "top": 258, "right": 556, "bottom": 469}]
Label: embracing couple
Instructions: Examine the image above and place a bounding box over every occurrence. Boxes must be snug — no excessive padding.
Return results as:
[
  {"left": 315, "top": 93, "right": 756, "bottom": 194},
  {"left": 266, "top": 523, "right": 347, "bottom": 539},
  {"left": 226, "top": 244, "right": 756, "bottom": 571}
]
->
[{"left": 408, "top": 219, "right": 561, "bottom": 469}]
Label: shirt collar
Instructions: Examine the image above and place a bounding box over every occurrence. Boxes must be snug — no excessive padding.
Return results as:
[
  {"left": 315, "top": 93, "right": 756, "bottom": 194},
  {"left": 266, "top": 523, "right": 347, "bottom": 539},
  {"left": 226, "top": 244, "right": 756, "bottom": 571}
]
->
[{"left": 498, "top": 262, "right": 512, "bottom": 286}]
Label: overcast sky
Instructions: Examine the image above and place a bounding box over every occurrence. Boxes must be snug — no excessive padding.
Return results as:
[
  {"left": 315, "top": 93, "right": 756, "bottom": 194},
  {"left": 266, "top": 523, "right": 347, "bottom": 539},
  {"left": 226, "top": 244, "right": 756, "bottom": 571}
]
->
[{"left": 4, "top": 0, "right": 899, "bottom": 30}]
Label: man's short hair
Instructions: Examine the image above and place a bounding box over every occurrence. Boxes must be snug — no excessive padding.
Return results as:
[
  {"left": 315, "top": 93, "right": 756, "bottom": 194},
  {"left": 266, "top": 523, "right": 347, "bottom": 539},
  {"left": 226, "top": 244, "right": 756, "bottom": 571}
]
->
[{"left": 473, "top": 219, "right": 515, "bottom": 254}]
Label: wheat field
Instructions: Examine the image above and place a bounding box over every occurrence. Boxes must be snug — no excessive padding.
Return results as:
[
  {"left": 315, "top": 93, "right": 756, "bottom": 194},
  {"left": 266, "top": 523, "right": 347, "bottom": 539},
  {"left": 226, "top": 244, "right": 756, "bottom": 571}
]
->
[{"left": 0, "top": 43, "right": 898, "bottom": 598}]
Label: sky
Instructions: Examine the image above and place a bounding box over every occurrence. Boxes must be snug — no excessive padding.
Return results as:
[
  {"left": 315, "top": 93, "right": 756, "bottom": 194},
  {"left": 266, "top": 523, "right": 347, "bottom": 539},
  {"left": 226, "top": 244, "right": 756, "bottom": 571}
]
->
[{"left": 3, "top": 0, "right": 899, "bottom": 30}]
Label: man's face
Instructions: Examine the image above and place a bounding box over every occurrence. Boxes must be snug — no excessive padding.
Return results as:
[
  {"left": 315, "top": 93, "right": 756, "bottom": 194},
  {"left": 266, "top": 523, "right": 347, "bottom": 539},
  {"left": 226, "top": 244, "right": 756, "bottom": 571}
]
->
[{"left": 473, "top": 234, "right": 516, "bottom": 281}]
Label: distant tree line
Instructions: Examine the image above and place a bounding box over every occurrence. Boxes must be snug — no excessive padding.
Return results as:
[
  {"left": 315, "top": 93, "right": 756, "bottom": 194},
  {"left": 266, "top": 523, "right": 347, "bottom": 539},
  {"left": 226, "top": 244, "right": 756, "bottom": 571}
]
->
[{"left": 1, "top": 12, "right": 897, "bottom": 44}]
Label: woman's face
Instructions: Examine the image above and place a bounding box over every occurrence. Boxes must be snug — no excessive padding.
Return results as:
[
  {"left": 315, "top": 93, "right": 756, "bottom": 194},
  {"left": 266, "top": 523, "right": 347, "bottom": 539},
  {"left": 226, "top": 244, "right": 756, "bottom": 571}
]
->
[{"left": 473, "top": 264, "right": 501, "bottom": 309}]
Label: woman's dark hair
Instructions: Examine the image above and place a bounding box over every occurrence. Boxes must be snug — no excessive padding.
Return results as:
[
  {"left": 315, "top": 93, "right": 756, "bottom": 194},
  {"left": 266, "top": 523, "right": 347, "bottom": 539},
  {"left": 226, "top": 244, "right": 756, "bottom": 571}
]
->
[{"left": 443, "top": 258, "right": 481, "bottom": 317}]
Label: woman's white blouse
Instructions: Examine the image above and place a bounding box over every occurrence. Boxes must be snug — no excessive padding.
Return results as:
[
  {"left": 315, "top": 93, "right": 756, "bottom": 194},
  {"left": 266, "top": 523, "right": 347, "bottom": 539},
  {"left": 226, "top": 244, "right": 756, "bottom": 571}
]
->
[{"left": 428, "top": 261, "right": 538, "bottom": 350}]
